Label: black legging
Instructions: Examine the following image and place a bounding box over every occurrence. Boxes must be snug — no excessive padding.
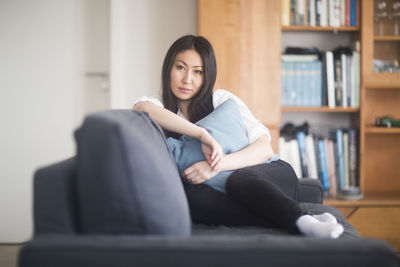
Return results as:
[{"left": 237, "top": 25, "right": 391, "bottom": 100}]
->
[{"left": 184, "top": 160, "right": 304, "bottom": 233}]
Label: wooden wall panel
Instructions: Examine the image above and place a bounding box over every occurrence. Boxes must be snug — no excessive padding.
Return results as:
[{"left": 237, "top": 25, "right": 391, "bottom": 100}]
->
[
  {"left": 198, "top": 0, "right": 241, "bottom": 96},
  {"left": 199, "top": 0, "right": 282, "bottom": 149},
  {"left": 363, "top": 134, "right": 400, "bottom": 194}
]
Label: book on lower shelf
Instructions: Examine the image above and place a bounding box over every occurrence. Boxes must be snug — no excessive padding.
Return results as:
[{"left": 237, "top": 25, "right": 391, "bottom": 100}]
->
[{"left": 279, "top": 126, "right": 361, "bottom": 199}]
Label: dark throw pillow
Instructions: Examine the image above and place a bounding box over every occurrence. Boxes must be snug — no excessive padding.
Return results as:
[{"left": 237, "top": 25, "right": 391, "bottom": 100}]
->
[{"left": 74, "top": 110, "right": 191, "bottom": 236}]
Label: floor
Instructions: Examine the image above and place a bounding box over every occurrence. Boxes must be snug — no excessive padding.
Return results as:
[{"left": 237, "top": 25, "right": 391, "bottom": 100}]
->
[{"left": 0, "top": 245, "right": 21, "bottom": 267}]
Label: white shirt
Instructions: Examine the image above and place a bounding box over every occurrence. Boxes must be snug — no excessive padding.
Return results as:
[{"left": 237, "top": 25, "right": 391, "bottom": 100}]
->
[{"left": 134, "top": 89, "right": 271, "bottom": 144}]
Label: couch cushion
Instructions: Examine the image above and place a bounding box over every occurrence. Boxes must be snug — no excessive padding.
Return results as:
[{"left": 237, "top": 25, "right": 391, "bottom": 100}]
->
[
  {"left": 167, "top": 99, "right": 248, "bottom": 193},
  {"left": 74, "top": 110, "right": 191, "bottom": 236}
]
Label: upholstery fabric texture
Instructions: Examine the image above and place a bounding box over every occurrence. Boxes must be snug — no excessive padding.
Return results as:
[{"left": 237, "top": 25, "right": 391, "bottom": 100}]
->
[{"left": 74, "top": 110, "right": 191, "bottom": 236}]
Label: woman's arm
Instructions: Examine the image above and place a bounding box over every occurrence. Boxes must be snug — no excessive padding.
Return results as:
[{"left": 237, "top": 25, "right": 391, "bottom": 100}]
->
[
  {"left": 217, "top": 134, "right": 274, "bottom": 172},
  {"left": 182, "top": 134, "right": 274, "bottom": 184},
  {"left": 134, "top": 101, "right": 223, "bottom": 167}
]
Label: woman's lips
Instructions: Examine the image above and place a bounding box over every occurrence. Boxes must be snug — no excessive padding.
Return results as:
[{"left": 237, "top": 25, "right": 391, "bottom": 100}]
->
[{"left": 178, "top": 87, "right": 193, "bottom": 93}]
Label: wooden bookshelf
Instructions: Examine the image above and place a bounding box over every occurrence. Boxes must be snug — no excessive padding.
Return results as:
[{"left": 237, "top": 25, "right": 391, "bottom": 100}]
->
[
  {"left": 374, "top": 36, "right": 400, "bottom": 41},
  {"left": 281, "top": 107, "right": 359, "bottom": 112},
  {"left": 199, "top": 0, "right": 400, "bottom": 251},
  {"left": 281, "top": 26, "right": 360, "bottom": 31},
  {"left": 365, "top": 127, "right": 400, "bottom": 134}
]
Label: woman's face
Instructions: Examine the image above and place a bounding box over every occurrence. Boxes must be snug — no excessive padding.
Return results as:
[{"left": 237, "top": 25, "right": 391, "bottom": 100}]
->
[{"left": 170, "top": 49, "right": 204, "bottom": 105}]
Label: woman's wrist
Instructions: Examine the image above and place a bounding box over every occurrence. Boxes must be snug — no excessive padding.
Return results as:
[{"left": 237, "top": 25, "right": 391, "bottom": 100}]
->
[{"left": 197, "top": 127, "right": 209, "bottom": 142}]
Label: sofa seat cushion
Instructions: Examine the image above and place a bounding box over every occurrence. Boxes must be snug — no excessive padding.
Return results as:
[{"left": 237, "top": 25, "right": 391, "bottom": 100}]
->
[{"left": 74, "top": 110, "right": 191, "bottom": 236}]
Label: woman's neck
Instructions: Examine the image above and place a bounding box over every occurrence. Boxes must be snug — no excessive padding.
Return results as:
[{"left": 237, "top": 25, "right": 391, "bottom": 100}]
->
[{"left": 179, "top": 101, "right": 190, "bottom": 119}]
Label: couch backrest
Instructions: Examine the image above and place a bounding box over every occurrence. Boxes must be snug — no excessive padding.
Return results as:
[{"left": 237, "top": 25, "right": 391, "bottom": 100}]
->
[{"left": 33, "top": 157, "right": 79, "bottom": 235}]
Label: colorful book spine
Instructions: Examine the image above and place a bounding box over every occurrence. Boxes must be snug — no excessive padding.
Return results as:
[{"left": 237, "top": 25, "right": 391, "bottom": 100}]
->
[
  {"left": 306, "top": 134, "right": 319, "bottom": 179},
  {"left": 291, "top": 0, "right": 297, "bottom": 25},
  {"left": 350, "top": 0, "right": 356, "bottom": 26},
  {"left": 297, "top": 131, "right": 309, "bottom": 177},
  {"left": 343, "top": 130, "right": 350, "bottom": 188},
  {"left": 318, "top": 139, "right": 330, "bottom": 192},
  {"left": 282, "top": 0, "right": 291, "bottom": 26},
  {"left": 326, "top": 139, "right": 338, "bottom": 198},
  {"left": 326, "top": 51, "right": 335, "bottom": 108},
  {"left": 335, "top": 129, "right": 345, "bottom": 191},
  {"left": 348, "top": 128, "right": 358, "bottom": 186}
]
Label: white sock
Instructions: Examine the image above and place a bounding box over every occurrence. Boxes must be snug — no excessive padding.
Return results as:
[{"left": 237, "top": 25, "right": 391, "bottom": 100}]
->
[
  {"left": 296, "top": 215, "right": 344, "bottom": 239},
  {"left": 312, "top": 212, "right": 337, "bottom": 224}
]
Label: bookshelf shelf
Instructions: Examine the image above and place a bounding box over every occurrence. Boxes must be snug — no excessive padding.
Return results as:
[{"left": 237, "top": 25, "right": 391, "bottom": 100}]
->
[
  {"left": 364, "top": 75, "right": 400, "bottom": 89},
  {"left": 365, "top": 127, "right": 400, "bottom": 134},
  {"left": 374, "top": 36, "right": 400, "bottom": 42},
  {"left": 281, "top": 106, "right": 360, "bottom": 112},
  {"left": 325, "top": 194, "right": 400, "bottom": 207},
  {"left": 281, "top": 26, "right": 360, "bottom": 32}
]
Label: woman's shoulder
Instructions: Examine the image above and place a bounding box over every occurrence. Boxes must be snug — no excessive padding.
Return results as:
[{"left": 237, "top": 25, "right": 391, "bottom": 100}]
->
[
  {"left": 133, "top": 95, "right": 163, "bottom": 108},
  {"left": 212, "top": 89, "right": 244, "bottom": 108}
]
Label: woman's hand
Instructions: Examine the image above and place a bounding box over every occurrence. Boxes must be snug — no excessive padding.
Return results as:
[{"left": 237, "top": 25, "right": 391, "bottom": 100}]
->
[
  {"left": 198, "top": 129, "right": 223, "bottom": 170},
  {"left": 182, "top": 161, "right": 219, "bottom": 184}
]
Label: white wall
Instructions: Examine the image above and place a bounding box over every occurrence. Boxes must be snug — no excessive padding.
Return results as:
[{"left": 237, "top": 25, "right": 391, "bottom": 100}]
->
[
  {"left": 110, "top": 0, "right": 198, "bottom": 109},
  {"left": 0, "top": 0, "right": 85, "bottom": 243},
  {"left": 0, "top": 0, "right": 197, "bottom": 243}
]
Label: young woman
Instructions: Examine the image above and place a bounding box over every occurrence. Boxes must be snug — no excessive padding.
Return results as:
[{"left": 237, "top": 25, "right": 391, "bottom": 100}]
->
[{"left": 134, "top": 35, "right": 344, "bottom": 238}]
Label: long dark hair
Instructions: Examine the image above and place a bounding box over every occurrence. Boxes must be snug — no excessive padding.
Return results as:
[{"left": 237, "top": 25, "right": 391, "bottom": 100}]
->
[{"left": 162, "top": 35, "right": 217, "bottom": 138}]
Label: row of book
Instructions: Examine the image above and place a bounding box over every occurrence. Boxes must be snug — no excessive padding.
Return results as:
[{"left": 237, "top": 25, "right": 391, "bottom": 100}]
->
[
  {"left": 282, "top": 0, "right": 360, "bottom": 27},
  {"left": 279, "top": 128, "right": 359, "bottom": 198},
  {"left": 281, "top": 44, "right": 360, "bottom": 108}
]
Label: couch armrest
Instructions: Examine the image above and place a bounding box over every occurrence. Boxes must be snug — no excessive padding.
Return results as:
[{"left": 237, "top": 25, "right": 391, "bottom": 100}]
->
[{"left": 298, "top": 178, "right": 323, "bottom": 204}]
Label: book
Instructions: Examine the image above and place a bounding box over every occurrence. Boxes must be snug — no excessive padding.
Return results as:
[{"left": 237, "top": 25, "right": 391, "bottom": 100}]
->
[
  {"left": 350, "top": 0, "right": 356, "bottom": 26},
  {"left": 334, "top": 52, "right": 342, "bottom": 107},
  {"left": 341, "top": 53, "right": 348, "bottom": 107},
  {"left": 318, "top": 139, "right": 330, "bottom": 193},
  {"left": 279, "top": 137, "right": 303, "bottom": 178},
  {"left": 281, "top": 54, "right": 319, "bottom": 62},
  {"left": 282, "top": 0, "right": 291, "bottom": 26},
  {"left": 326, "top": 51, "right": 335, "bottom": 108},
  {"left": 290, "top": 0, "right": 297, "bottom": 25},
  {"left": 297, "top": 0, "right": 305, "bottom": 25},
  {"left": 340, "top": 0, "right": 346, "bottom": 26},
  {"left": 326, "top": 139, "right": 338, "bottom": 198},
  {"left": 348, "top": 128, "right": 358, "bottom": 186},
  {"left": 281, "top": 61, "right": 288, "bottom": 106},
  {"left": 315, "top": 0, "right": 322, "bottom": 26},
  {"left": 309, "top": 0, "right": 316, "bottom": 26},
  {"left": 335, "top": 129, "right": 345, "bottom": 191},
  {"left": 297, "top": 132, "right": 309, "bottom": 177},
  {"left": 321, "top": 0, "right": 328, "bottom": 26},
  {"left": 343, "top": 130, "right": 350, "bottom": 188},
  {"left": 321, "top": 52, "right": 328, "bottom": 106},
  {"left": 352, "top": 41, "right": 360, "bottom": 108},
  {"left": 305, "top": 134, "right": 319, "bottom": 179}
]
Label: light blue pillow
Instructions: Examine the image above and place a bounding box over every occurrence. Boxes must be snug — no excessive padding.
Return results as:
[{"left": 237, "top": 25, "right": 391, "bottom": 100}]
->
[{"left": 167, "top": 99, "right": 248, "bottom": 193}]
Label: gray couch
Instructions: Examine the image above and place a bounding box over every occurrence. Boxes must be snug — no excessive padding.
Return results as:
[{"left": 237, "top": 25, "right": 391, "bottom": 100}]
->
[{"left": 19, "top": 110, "right": 399, "bottom": 267}]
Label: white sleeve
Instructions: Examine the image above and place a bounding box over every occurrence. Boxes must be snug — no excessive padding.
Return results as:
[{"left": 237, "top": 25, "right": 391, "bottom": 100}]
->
[
  {"left": 133, "top": 96, "right": 164, "bottom": 108},
  {"left": 213, "top": 89, "right": 271, "bottom": 144}
]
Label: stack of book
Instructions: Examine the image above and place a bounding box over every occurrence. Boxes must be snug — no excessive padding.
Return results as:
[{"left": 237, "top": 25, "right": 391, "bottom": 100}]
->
[
  {"left": 279, "top": 128, "right": 359, "bottom": 198},
  {"left": 281, "top": 43, "right": 360, "bottom": 108},
  {"left": 282, "top": 0, "right": 360, "bottom": 27}
]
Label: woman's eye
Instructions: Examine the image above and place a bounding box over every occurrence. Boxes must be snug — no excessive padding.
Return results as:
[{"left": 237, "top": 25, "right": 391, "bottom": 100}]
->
[
  {"left": 195, "top": 70, "right": 203, "bottom": 75},
  {"left": 176, "top": 65, "right": 184, "bottom": 70}
]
